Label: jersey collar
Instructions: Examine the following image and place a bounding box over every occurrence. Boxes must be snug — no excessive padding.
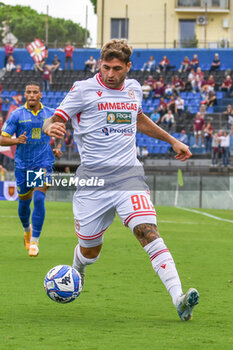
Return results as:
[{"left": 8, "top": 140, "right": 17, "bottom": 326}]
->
[
  {"left": 25, "top": 102, "right": 44, "bottom": 116},
  {"left": 96, "top": 73, "right": 125, "bottom": 91}
]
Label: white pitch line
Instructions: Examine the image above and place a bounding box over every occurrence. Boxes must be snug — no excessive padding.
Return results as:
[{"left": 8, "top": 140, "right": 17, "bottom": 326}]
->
[{"left": 178, "top": 207, "right": 233, "bottom": 224}]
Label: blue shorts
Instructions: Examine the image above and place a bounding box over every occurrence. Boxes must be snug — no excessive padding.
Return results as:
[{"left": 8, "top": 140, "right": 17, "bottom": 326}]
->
[{"left": 15, "top": 167, "right": 53, "bottom": 197}]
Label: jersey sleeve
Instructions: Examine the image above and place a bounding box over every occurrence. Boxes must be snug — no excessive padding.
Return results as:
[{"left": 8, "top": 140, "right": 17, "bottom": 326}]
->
[
  {"left": 1, "top": 111, "right": 18, "bottom": 137},
  {"left": 54, "top": 82, "right": 84, "bottom": 122}
]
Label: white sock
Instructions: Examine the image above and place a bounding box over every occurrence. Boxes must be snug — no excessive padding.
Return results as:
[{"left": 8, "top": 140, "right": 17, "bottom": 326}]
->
[
  {"left": 30, "top": 236, "right": 39, "bottom": 244},
  {"left": 24, "top": 225, "right": 31, "bottom": 233},
  {"left": 73, "top": 244, "right": 100, "bottom": 275},
  {"left": 144, "top": 238, "right": 183, "bottom": 306}
]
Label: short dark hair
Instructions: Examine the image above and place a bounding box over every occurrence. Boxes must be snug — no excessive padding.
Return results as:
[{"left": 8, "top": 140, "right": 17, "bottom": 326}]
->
[
  {"left": 101, "top": 39, "right": 132, "bottom": 64},
  {"left": 25, "top": 81, "right": 42, "bottom": 91}
]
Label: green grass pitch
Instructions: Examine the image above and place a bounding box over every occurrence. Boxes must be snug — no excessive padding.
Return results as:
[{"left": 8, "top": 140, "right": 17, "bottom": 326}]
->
[{"left": 0, "top": 201, "right": 232, "bottom": 350}]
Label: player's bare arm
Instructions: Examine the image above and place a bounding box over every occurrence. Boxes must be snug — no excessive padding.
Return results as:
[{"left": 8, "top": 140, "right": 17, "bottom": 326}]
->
[
  {"left": 43, "top": 115, "right": 66, "bottom": 139},
  {"left": 0, "top": 131, "right": 27, "bottom": 146},
  {"left": 133, "top": 224, "right": 160, "bottom": 247},
  {"left": 137, "top": 112, "right": 192, "bottom": 161}
]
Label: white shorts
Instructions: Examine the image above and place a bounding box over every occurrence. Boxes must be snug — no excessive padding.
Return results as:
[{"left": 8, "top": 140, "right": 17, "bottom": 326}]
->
[
  {"left": 194, "top": 130, "right": 202, "bottom": 136},
  {"left": 73, "top": 189, "right": 157, "bottom": 248}
]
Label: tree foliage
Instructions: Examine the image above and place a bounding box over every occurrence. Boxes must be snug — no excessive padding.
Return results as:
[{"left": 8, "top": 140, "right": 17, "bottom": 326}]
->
[
  {"left": 90, "top": 0, "right": 97, "bottom": 14},
  {"left": 0, "top": 3, "right": 88, "bottom": 45}
]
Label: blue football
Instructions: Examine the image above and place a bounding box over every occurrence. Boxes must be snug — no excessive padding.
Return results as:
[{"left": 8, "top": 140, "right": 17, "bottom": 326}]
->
[{"left": 44, "top": 265, "right": 82, "bottom": 303}]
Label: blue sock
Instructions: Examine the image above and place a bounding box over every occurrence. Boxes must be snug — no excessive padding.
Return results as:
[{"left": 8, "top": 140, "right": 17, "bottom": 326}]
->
[
  {"left": 32, "top": 191, "right": 46, "bottom": 239},
  {"left": 18, "top": 198, "right": 32, "bottom": 229}
]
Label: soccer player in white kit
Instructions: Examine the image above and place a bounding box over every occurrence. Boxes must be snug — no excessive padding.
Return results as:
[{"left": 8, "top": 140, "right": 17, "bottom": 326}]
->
[{"left": 43, "top": 39, "right": 199, "bottom": 321}]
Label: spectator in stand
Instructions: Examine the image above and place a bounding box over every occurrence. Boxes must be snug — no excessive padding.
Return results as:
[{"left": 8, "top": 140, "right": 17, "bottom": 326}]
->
[
  {"left": 6, "top": 55, "right": 16, "bottom": 71},
  {"left": 175, "top": 95, "right": 185, "bottom": 118},
  {"left": 161, "top": 110, "right": 175, "bottom": 131},
  {"left": 190, "top": 54, "right": 199, "bottom": 71},
  {"left": 187, "top": 69, "right": 196, "bottom": 92},
  {"left": 195, "top": 67, "right": 205, "bottom": 91},
  {"left": 141, "top": 146, "right": 149, "bottom": 158},
  {"left": 221, "top": 75, "right": 232, "bottom": 93},
  {"left": 34, "top": 58, "right": 46, "bottom": 72},
  {"left": 218, "top": 127, "right": 233, "bottom": 167},
  {"left": 42, "top": 65, "right": 52, "bottom": 91},
  {"left": 159, "top": 55, "right": 170, "bottom": 72},
  {"left": 209, "top": 53, "right": 221, "bottom": 72},
  {"left": 158, "top": 97, "right": 168, "bottom": 117},
  {"left": 84, "top": 56, "right": 97, "bottom": 73},
  {"left": 51, "top": 55, "right": 61, "bottom": 72},
  {"left": 222, "top": 104, "right": 233, "bottom": 130},
  {"left": 205, "top": 74, "right": 215, "bottom": 92},
  {"left": 60, "top": 41, "right": 74, "bottom": 70},
  {"left": 144, "top": 75, "right": 156, "bottom": 90},
  {"left": 179, "top": 56, "right": 190, "bottom": 72},
  {"left": 141, "top": 82, "right": 151, "bottom": 100},
  {"left": 4, "top": 42, "right": 14, "bottom": 67},
  {"left": 150, "top": 109, "right": 161, "bottom": 124},
  {"left": 141, "top": 56, "right": 156, "bottom": 72},
  {"left": 193, "top": 112, "right": 205, "bottom": 147},
  {"left": 157, "top": 76, "right": 165, "bottom": 88},
  {"left": 65, "top": 166, "right": 71, "bottom": 174},
  {"left": 211, "top": 132, "right": 220, "bottom": 167},
  {"left": 179, "top": 130, "right": 189, "bottom": 145},
  {"left": 205, "top": 90, "right": 217, "bottom": 107},
  {"left": 167, "top": 95, "right": 176, "bottom": 114},
  {"left": 154, "top": 81, "right": 165, "bottom": 99},
  {"left": 199, "top": 104, "right": 207, "bottom": 118},
  {"left": 171, "top": 75, "right": 185, "bottom": 96},
  {"left": 204, "top": 122, "right": 213, "bottom": 152},
  {"left": 201, "top": 74, "right": 215, "bottom": 94}
]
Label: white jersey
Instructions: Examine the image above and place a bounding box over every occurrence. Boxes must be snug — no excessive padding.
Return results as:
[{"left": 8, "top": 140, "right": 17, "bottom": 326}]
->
[{"left": 55, "top": 73, "right": 143, "bottom": 168}]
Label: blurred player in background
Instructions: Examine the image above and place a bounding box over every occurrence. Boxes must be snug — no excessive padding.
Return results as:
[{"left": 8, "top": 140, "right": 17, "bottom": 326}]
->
[
  {"left": 0, "top": 81, "right": 62, "bottom": 257},
  {"left": 43, "top": 40, "right": 199, "bottom": 321}
]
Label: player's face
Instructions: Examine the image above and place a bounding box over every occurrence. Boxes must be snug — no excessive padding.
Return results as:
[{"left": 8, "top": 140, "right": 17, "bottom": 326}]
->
[
  {"left": 24, "top": 85, "right": 42, "bottom": 109},
  {"left": 100, "top": 58, "right": 131, "bottom": 89}
]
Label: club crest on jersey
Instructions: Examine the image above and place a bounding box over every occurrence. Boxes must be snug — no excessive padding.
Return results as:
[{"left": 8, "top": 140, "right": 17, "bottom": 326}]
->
[
  {"left": 106, "top": 112, "right": 132, "bottom": 124},
  {"left": 96, "top": 91, "right": 103, "bottom": 97},
  {"left": 127, "top": 89, "right": 135, "bottom": 99}
]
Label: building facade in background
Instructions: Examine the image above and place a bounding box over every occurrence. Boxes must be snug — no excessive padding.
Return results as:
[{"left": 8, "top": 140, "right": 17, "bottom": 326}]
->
[{"left": 97, "top": 0, "right": 233, "bottom": 48}]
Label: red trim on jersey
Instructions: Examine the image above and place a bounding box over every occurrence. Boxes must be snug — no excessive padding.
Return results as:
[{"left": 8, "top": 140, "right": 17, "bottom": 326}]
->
[
  {"left": 150, "top": 249, "right": 170, "bottom": 262},
  {"left": 75, "top": 228, "right": 107, "bottom": 241},
  {"left": 54, "top": 112, "right": 67, "bottom": 122},
  {"left": 124, "top": 211, "right": 157, "bottom": 226},
  {"left": 77, "top": 112, "right": 81, "bottom": 124},
  {"left": 55, "top": 109, "right": 70, "bottom": 120},
  {"left": 96, "top": 73, "right": 125, "bottom": 91},
  {"left": 137, "top": 109, "right": 143, "bottom": 116}
]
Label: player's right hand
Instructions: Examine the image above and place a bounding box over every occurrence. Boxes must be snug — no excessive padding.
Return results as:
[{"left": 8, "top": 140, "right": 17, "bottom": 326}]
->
[
  {"left": 17, "top": 131, "right": 27, "bottom": 144},
  {"left": 46, "top": 122, "right": 66, "bottom": 139}
]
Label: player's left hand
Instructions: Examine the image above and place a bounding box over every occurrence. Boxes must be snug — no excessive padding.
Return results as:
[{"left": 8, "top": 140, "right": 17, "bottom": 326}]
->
[
  {"left": 172, "top": 140, "right": 192, "bottom": 162},
  {"left": 53, "top": 148, "right": 63, "bottom": 158}
]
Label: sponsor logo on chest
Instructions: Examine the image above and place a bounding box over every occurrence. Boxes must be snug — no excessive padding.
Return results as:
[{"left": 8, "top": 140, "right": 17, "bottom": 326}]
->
[{"left": 107, "top": 112, "right": 132, "bottom": 124}]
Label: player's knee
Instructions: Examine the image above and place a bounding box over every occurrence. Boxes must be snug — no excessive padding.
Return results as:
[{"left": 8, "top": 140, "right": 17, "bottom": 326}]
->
[
  {"left": 80, "top": 244, "right": 102, "bottom": 260},
  {"left": 133, "top": 223, "right": 160, "bottom": 247},
  {"left": 33, "top": 190, "right": 45, "bottom": 206}
]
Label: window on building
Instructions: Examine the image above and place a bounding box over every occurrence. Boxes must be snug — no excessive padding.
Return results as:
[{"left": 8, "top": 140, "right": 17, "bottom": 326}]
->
[
  {"left": 177, "top": 0, "right": 228, "bottom": 8},
  {"left": 111, "top": 18, "right": 129, "bottom": 39},
  {"left": 179, "top": 19, "right": 196, "bottom": 47},
  {"left": 177, "top": 0, "right": 201, "bottom": 6}
]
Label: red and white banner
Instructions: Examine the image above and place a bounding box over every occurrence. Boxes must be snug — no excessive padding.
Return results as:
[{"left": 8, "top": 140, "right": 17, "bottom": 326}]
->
[{"left": 27, "top": 38, "right": 47, "bottom": 63}]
